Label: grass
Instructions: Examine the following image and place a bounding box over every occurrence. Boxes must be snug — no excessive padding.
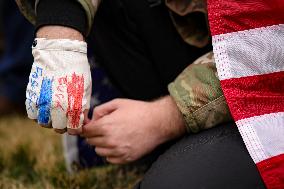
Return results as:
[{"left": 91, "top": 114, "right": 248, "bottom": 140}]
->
[{"left": 0, "top": 115, "right": 143, "bottom": 189}]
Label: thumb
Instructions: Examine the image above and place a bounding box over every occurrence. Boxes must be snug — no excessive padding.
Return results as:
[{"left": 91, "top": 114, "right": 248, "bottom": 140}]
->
[{"left": 92, "top": 99, "right": 121, "bottom": 120}]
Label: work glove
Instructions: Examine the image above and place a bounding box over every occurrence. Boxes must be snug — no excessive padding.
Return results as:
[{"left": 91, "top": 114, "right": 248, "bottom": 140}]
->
[{"left": 26, "top": 38, "right": 92, "bottom": 132}]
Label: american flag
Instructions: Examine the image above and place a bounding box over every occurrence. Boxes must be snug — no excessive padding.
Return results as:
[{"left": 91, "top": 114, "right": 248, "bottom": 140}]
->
[{"left": 208, "top": 0, "right": 284, "bottom": 188}]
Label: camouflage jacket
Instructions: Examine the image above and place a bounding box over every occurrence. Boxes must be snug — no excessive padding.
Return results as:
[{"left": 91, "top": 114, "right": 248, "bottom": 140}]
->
[
  {"left": 168, "top": 52, "right": 232, "bottom": 133},
  {"left": 16, "top": 0, "right": 232, "bottom": 133},
  {"left": 166, "top": 0, "right": 209, "bottom": 48}
]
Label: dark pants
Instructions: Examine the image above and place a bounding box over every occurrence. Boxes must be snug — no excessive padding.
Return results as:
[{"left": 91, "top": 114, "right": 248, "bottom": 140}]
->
[
  {"left": 90, "top": 0, "right": 265, "bottom": 188},
  {"left": 134, "top": 123, "right": 265, "bottom": 189}
]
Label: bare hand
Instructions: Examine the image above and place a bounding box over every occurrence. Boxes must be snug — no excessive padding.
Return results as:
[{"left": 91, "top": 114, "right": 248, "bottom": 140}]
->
[{"left": 82, "top": 96, "right": 186, "bottom": 164}]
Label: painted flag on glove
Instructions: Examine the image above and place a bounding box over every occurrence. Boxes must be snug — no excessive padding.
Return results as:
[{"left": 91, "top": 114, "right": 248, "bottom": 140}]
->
[{"left": 207, "top": 0, "right": 284, "bottom": 188}]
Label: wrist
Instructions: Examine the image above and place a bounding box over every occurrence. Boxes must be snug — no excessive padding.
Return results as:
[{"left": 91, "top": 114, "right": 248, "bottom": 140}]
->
[
  {"left": 32, "top": 38, "right": 88, "bottom": 69},
  {"left": 36, "top": 26, "right": 84, "bottom": 41},
  {"left": 152, "top": 96, "right": 186, "bottom": 142}
]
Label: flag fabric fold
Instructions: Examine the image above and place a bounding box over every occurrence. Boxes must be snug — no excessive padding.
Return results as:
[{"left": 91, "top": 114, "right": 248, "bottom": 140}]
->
[{"left": 207, "top": 0, "right": 284, "bottom": 188}]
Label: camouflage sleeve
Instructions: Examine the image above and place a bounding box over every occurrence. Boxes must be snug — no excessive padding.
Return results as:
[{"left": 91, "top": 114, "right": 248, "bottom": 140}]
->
[
  {"left": 168, "top": 52, "right": 232, "bottom": 133},
  {"left": 166, "top": 0, "right": 209, "bottom": 48},
  {"left": 15, "top": 0, "right": 98, "bottom": 35}
]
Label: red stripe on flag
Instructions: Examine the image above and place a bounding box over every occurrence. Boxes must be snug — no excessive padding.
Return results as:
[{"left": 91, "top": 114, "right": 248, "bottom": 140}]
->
[
  {"left": 207, "top": 0, "right": 284, "bottom": 35},
  {"left": 221, "top": 71, "right": 284, "bottom": 121},
  {"left": 257, "top": 154, "right": 284, "bottom": 189}
]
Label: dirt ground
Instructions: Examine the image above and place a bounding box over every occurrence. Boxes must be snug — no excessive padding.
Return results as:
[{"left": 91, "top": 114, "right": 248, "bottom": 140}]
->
[{"left": 0, "top": 115, "right": 142, "bottom": 189}]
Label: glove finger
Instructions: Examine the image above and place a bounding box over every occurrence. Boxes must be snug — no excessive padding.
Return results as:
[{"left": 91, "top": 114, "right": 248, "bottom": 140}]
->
[
  {"left": 67, "top": 73, "right": 91, "bottom": 134},
  {"left": 51, "top": 73, "right": 69, "bottom": 130},
  {"left": 37, "top": 77, "right": 53, "bottom": 126},
  {"left": 82, "top": 73, "right": 92, "bottom": 111},
  {"left": 26, "top": 63, "right": 45, "bottom": 120},
  {"left": 65, "top": 73, "right": 85, "bottom": 130},
  {"left": 50, "top": 108, "right": 67, "bottom": 130},
  {"left": 67, "top": 127, "right": 83, "bottom": 135},
  {"left": 67, "top": 108, "right": 90, "bottom": 135},
  {"left": 25, "top": 98, "right": 38, "bottom": 119},
  {"left": 54, "top": 128, "right": 67, "bottom": 134},
  {"left": 67, "top": 113, "right": 84, "bottom": 135},
  {"left": 40, "top": 123, "right": 52, "bottom": 129}
]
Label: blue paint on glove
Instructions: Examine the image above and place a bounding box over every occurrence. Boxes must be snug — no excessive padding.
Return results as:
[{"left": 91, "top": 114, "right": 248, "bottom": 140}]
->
[{"left": 38, "top": 78, "right": 53, "bottom": 125}]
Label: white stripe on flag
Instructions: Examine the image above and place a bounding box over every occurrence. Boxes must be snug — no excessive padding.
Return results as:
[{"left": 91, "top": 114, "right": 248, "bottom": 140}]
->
[
  {"left": 213, "top": 24, "right": 284, "bottom": 80},
  {"left": 237, "top": 112, "right": 284, "bottom": 163}
]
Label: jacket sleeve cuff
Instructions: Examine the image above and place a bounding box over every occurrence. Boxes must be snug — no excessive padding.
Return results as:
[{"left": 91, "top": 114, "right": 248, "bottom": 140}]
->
[
  {"left": 15, "top": 0, "right": 97, "bottom": 36},
  {"left": 36, "top": 0, "right": 87, "bottom": 36},
  {"left": 168, "top": 51, "right": 232, "bottom": 133},
  {"left": 168, "top": 82, "right": 200, "bottom": 133}
]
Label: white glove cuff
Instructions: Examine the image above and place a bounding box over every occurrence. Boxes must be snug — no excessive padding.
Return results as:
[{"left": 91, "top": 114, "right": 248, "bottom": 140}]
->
[{"left": 32, "top": 38, "right": 87, "bottom": 53}]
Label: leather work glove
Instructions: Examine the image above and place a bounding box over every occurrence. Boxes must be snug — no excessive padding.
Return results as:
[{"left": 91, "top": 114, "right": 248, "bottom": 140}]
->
[{"left": 26, "top": 38, "right": 92, "bottom": 132}]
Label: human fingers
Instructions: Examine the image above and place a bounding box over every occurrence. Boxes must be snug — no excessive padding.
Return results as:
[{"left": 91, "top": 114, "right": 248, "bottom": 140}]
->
[
  {"left": 92, "top": 99, "right": 121, "bottom": 120},
  {"left": 67, "top": 127, "right": 82, "bottom": 135},
  {"left": 82, "top": 119, "right": 108, "bottom": 137},
  {"left": 83, "top": 109, "right": 91, "bottom": 125},
  {"left": 54, "top": 128, "right": 67, "bottom": 134},
  {"left": 95, "top": 147, "right": 122, "bottom": 157},
  {"left": 85, "top": 136, "right": 115, "bottom": 148},
  {"left": 106, "top": 157, "right": 125, "bottom": 165}
]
